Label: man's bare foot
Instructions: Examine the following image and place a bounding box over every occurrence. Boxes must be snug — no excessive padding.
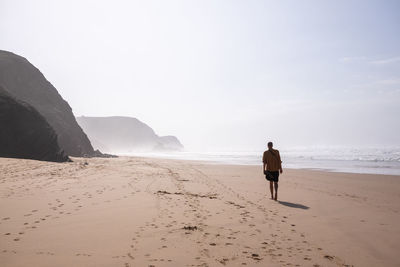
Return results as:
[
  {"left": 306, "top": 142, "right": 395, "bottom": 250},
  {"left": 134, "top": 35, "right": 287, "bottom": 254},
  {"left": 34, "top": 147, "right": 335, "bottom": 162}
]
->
[
  {"left": 274, "top": 195, "right": 278, "bottom": 201},
  {"left": 270, "top": 195, "right": 274, "bottom": 200}
]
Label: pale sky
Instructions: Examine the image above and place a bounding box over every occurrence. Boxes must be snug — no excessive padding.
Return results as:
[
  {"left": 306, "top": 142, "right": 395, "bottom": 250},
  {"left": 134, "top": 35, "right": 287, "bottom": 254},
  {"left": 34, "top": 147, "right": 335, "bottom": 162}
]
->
[{"left": 1, "top": 0, "right": 399, "bottom": 151}]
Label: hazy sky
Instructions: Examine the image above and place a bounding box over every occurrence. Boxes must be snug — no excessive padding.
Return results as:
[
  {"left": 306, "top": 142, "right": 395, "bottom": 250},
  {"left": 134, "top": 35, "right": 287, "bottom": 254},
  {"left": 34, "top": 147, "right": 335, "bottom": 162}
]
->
[{"left": 1, "top": 0, "right": 399, "bottom": 151}]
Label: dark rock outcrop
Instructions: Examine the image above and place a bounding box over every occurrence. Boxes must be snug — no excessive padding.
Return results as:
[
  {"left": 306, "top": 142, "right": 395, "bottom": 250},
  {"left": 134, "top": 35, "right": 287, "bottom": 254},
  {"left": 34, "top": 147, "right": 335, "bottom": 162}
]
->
[
  {"left": 0, "top": 50, "right": 94, "bottom": 157},
  {"left": 0, "top": 87, "right": 70, "bottom": 162},
  {"left": 92, "top": 149, "right": 118, "bottom": 158},
  {"left": 76, "top": 116, "right": 183, "bottom": 153}
]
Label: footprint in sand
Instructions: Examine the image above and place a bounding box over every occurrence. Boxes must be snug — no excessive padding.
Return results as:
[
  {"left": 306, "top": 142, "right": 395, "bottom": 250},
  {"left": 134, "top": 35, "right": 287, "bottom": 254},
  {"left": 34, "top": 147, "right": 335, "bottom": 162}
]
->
[
  {"left": 250, "top": 253, "right": 262, "bottom": 261},
  {"left": 324, "top": 255, "right": 334, "bottom": 260}
]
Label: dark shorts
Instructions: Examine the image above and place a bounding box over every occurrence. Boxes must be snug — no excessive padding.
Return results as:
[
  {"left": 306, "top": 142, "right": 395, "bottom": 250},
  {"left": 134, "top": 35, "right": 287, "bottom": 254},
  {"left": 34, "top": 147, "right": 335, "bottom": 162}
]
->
[{"left": 265, "top": 171, "right": 279, "bottom": 182}]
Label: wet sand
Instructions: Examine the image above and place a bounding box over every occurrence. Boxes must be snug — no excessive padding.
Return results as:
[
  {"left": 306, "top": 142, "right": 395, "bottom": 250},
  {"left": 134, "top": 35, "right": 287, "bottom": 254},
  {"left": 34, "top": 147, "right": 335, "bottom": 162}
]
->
[{"left": 1, "top": 156, "right": 399, "bottom": 266}]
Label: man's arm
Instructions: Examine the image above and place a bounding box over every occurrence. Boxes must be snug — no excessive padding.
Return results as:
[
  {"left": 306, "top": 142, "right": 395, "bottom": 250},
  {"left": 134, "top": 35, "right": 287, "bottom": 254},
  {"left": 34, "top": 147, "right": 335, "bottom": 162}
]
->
[
  {"left": 262, "top": 152, "right": 267, "bottom": 172},
  {"left": 277, "top": 151, "right": 283, "bottom": 173}
]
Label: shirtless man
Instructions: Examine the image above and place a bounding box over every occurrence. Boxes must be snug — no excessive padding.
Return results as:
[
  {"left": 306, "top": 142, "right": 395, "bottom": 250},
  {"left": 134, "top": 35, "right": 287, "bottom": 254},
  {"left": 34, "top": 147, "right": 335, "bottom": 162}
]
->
[{"left": 262, "top": 142, "right": 283, "bottom": 200}]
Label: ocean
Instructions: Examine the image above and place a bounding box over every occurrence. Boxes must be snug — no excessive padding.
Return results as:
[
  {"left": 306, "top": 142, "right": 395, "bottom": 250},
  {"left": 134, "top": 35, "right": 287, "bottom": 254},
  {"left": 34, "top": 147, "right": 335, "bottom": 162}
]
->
[{"left": 122, "top": 147, "right": 400, "bottom": 176}]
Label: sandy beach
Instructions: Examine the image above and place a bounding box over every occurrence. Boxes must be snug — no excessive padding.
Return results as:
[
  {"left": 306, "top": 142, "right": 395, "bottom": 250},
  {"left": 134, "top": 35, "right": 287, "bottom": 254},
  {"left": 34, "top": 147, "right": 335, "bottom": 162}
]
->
[{"left": 1, "top": 156, "right": 399, "bottom": 267}]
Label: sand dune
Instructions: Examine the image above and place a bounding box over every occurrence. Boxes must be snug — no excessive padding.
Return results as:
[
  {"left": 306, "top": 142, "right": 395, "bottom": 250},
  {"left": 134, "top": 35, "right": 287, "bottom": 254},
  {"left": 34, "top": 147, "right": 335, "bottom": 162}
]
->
[{"left": 1, "top": 157, "right": 399, "bottom": 266}]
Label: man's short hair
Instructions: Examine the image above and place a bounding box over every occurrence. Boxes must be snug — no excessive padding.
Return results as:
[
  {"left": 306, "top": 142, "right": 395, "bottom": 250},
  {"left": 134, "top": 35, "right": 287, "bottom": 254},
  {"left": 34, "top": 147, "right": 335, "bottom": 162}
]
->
[{"left": 268, "top": 142, "right": 273, "bottom": 146}]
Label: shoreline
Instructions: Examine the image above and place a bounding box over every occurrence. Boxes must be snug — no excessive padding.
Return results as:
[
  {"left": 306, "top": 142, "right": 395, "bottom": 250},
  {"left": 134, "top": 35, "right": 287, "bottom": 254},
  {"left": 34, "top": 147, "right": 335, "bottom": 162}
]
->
[
  {"left": 115, "top": 155, "right": 400, "bottom": 177},
  {"left": 1, "top": 156, "right": 399, "bottom": 266}
]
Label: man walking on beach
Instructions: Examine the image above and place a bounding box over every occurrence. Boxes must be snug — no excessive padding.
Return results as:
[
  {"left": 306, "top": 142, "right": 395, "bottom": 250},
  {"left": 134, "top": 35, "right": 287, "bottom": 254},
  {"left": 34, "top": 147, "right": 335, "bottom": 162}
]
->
[{"left": 263, "top": 142, "right": 283, "bottom": 200}]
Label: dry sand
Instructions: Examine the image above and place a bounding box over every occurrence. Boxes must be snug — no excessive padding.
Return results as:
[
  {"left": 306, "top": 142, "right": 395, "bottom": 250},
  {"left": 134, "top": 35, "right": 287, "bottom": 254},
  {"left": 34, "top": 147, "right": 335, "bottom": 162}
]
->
[{"left": 0, "top": 156, "right": 399, "bottom": 267}]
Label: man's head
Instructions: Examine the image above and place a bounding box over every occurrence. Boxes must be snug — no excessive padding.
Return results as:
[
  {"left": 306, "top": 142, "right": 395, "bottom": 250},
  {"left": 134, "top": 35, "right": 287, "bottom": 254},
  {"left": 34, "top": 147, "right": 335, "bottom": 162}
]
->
[{"left": 268, "top": 142, "right": 273, "bottom": 149}]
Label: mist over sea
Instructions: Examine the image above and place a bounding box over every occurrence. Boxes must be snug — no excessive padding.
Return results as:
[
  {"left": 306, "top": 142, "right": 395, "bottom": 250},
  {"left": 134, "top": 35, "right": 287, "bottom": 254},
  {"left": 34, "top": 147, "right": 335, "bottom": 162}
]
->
[{"left": 122, "top": 146, "right": 400, "bottom": 176}]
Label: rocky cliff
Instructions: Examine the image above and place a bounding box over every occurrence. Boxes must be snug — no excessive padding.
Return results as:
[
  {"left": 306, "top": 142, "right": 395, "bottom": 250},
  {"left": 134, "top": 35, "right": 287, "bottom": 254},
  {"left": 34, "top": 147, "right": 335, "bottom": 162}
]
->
[
  {"left": 76, "top": 116, "right": 183, "bottom": 153},
  {"left": 0, "top": 87, "right": 70, "bottom": 162},
  {"left": 0, "top": 50, "right": 94, "bottom": 157}
]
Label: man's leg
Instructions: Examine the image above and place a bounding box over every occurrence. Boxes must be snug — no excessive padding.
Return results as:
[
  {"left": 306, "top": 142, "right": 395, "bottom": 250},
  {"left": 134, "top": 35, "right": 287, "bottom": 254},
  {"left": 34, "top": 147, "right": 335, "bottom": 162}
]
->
[
  {"left": 269, "top": 181, "right": 274, "bottom": 199},
  {"left": 274, "top": 182, "right": 278, "bottom": 201}
]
